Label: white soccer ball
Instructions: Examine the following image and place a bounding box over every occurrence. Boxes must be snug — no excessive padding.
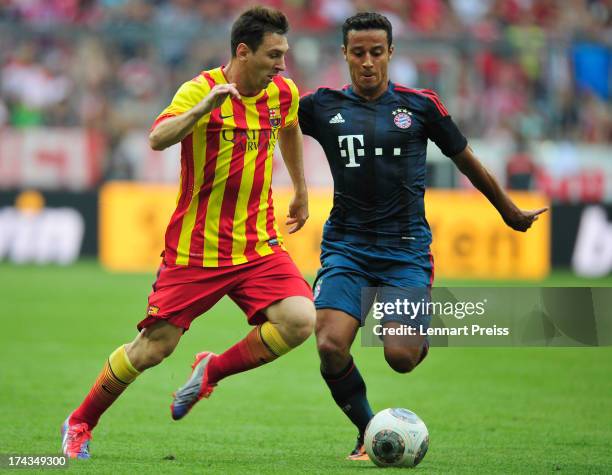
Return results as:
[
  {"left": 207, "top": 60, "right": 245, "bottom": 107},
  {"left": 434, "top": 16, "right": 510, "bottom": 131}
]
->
[{"left": 364, "top": 408, "right": 429, "bottom": 468}]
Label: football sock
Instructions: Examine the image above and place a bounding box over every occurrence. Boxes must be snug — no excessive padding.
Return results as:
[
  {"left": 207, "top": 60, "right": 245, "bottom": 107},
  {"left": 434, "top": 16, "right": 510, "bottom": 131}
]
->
[
  {"left": 322, "top": 357, "right": 374, "bottom": 438},
  {"left": 207, "top": 322, "right": 291, "bottom": 384},
  {"left": 70, "top": 345, "right": 140, "bottom": 429}
]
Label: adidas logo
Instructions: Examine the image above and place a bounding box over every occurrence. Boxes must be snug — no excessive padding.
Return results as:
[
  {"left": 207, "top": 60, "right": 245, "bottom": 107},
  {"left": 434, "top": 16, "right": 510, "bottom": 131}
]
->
[{"left": 329, "top": 113, "right": 345, "bottom": 124}]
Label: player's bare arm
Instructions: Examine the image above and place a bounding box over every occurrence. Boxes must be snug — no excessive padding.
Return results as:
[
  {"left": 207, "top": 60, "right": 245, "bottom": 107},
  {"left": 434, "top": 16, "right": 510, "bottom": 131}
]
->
[
  {"left": 148, "top": 83, "right": 241, "bottom": 151},
  {"left": 278, "top": 122, "right": 309, "bottom": 234},
  {"left": 450, "top": 145, "right": 548, "bottom": 232}
]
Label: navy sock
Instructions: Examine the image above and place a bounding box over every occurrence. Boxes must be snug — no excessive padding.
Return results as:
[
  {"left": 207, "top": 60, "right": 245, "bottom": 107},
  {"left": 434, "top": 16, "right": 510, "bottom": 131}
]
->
[{"left": 322, "top": 357, "right": 374, "bottom": 438}]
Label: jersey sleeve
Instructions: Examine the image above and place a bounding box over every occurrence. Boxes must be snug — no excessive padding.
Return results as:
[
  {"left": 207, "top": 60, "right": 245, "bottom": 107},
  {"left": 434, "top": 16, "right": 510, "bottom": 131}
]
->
[
  {"left": 421, "top": 89, "right": 468, "bottom": 157},
  {"left": 298, "top": 92, "right": 317, "bottom": 138},
  {"left": 151, "top": 76, "right": 211, "bottom": 130},
  {"left": 282, "top": 78, "right": 300, "bottom": 128}
]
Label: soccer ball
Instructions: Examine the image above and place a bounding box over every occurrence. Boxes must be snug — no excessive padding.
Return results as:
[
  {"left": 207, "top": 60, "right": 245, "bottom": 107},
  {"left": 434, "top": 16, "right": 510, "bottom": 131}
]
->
[{"left": 364, "top": 408, "right": 429, "bottom": 468}]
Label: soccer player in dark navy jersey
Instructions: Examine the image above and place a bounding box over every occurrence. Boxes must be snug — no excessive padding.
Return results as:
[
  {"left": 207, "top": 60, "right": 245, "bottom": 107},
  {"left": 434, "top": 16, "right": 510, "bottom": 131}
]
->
[{"left": 299, "top": 12, "right": 547, "bottom": 460}]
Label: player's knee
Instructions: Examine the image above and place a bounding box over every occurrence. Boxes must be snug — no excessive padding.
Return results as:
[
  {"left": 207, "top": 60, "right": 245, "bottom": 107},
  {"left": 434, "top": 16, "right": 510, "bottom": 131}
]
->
[
  {"left": 129, "top": 343, "right": 163, "bottom": 370},
  {"left": 317, "top": 336, "right": 350, "bottom": 363},
  {"left": 150, "top": 340, "right": 178, "bottom": 367},
  {"left": 128, "top": 334, "right": 178, "bottom": 370},
  {"left": 291, "top": 310, "right": 316, "bottom": 344},
  {"left": 384, "top": 347, "right": 419, "bottom": 374},
  {"left": 283, "top": 301, "right": 316, "bottom": 344}
]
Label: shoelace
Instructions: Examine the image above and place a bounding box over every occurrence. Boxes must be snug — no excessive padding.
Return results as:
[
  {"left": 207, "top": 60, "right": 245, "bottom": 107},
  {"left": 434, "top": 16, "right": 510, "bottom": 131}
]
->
[
  {"left": 67, "top": 423, "right": 92, "bottom": 452},
  {"left": 351, "top": 438, "right": 365, "bottom": 456}
]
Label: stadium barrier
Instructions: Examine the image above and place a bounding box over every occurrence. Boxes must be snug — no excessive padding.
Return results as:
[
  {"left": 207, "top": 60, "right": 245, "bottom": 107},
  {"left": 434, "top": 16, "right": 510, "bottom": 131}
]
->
[
  {"left": 99, "top": 182, "right": 550, "bottom": 279},
  {"left": 552, "top": 203, "right": 612, "bottom": 277},
  {"left": 0, "top": 129, "right": 104, "bottom": 190},
  {"left": 0, "top": 190, "right": 98, "bottom": 265},
  {"left": 4, "top": 127, "right": 607, "bottom": 200}
]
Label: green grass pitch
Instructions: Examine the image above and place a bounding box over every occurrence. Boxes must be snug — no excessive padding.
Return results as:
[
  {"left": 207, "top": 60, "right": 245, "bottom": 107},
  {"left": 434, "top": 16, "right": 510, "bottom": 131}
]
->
[{"left": 1, "top": 262, "right": 611, "bottom": 473}]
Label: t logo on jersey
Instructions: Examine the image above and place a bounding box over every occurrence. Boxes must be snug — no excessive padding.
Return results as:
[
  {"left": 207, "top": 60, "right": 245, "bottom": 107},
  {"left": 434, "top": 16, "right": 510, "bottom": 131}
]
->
[{"left": 338, "top": 134, "right": 365, "bottom": 168}]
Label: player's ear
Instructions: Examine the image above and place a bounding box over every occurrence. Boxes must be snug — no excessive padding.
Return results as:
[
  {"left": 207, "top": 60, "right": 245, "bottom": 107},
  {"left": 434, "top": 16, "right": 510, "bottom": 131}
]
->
[
  {"left": 236, "top": 43, "right": 251, "bottom": 62},
  {"left": 388, "top": 44, "right": 394, "bottom": 59},
  {"left": 341, "top": 44, "right": 347, "bottom": 61}
]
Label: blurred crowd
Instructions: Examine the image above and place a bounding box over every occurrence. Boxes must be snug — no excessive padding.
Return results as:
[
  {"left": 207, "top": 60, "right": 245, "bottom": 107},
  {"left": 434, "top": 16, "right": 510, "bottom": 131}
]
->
[{"left": 0, "top": 0, "right": 610, "bottom": 180}]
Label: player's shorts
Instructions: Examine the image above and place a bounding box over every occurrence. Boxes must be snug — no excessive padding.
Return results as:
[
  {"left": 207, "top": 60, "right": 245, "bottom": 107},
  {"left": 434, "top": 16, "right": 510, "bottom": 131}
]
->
[
  {"left": 313, "top": 239, "right": 434, "bottom": 327},
  {"left": 138, "top": 250, "right": 313, "bottom": 331}
]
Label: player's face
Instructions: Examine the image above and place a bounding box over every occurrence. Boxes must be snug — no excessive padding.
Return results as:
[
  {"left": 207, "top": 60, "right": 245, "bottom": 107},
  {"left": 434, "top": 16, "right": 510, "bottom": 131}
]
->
[
  {"left": 343, "top": 29, "right": 393, "bottom": 99},
  {"left": 244, "top": 32, "right": 289, "bottom": 91}
]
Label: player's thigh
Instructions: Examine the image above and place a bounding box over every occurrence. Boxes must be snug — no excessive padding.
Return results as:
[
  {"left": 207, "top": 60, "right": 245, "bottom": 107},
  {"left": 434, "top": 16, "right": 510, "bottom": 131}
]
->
[
  {"left": 376, "top": 253, "right": 433, "bottom": 333},
  {"left": 138, "top": 319, "right": 184, "bottom": 345},
  {"left": 377, "top": 284, "right": 431, "bottom": 372},
  {"left": 313, "top": 260, "right": 373, "bottom": 361},
  {"left": 230, "top": 251, "right": 314, "bottom": 328},
  {"left": 376, "top": 285, "right": 432, "bottom": 340},
  {"left": 313, "top": 262, "right": 376, "bottom": 325},
  {"left": 378, "top": 251, "right": 434, "bottom": 289},
  {"left": 138, "top": 260, "right": 232, "bottom": 332}
]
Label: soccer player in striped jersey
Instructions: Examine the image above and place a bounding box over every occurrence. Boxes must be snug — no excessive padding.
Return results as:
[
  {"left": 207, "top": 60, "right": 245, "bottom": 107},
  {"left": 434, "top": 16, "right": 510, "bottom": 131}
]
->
[
  {"left": 61, "top": 7, "right": 315, "bottom": 459},
  {"left": 299, "top": 12, "right": 547, "bottom": 460}
]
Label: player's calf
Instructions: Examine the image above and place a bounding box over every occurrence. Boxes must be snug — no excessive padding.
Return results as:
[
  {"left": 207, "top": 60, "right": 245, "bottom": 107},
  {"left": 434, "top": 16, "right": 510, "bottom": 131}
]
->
[{"left": 170, "top": 299, "right": 315, "bottom": 420}]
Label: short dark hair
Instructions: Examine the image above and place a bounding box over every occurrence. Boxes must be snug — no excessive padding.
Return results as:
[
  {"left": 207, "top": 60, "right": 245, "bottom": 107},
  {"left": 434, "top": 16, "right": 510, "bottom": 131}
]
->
[
  {"left": 342, "top": 12, "right": 393, "bottom": 48},
  {"left": 231, "top": 6, "right": 289, "bottom": 57}
]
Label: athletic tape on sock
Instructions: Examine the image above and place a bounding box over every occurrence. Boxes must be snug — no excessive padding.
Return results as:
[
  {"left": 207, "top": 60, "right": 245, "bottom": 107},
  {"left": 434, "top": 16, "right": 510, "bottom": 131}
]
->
[
  {"left": 108, "top": 345, "right": 140, "bottom": 383},
  {"left": 260, "top": 322, "right": 291, "bottom": 356}
]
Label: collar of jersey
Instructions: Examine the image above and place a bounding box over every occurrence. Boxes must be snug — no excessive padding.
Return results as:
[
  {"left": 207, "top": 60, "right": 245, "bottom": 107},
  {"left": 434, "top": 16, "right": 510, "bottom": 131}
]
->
[
  {"left": 345, "top": 81, "right": 394, "bottom": 104},
  {"left": 218, "top": 66, "right": 267, "bottom": 103}
]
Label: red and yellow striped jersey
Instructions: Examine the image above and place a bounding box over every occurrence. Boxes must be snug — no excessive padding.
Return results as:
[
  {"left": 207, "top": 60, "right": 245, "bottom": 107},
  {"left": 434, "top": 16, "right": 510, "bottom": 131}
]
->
[{"left": 152, "top": 66, "right": 300, "bottom": 267}]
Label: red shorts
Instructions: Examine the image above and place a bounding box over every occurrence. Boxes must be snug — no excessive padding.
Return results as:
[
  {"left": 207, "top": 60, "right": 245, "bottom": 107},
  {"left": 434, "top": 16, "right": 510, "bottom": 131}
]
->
[{"left": 138, "top": 251, "right": 313, "bottom": 331}]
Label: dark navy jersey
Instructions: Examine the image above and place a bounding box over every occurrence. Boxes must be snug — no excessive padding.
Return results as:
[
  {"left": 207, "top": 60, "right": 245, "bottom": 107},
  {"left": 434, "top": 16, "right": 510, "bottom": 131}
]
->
[{"left": 299, "top": 82, "right": 467, "bottom": 249}]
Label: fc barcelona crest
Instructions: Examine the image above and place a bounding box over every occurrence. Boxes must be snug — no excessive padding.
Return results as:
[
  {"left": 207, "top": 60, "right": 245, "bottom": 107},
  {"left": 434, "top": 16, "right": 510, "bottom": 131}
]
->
[
  {"left": 392, "top": 107, "right": 412, "bottom": 129},
  {"left": 269, "top": 107, "right": 281, "bottom": 128}
]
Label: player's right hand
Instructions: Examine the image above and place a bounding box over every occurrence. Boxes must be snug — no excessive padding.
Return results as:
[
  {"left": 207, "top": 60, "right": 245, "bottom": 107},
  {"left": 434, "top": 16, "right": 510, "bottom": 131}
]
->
[
  {"left": 286, "top": 191, "right": 309, "bottom": 234},
  {"left": 200, "top": 83, "right": 241, "bottom": 113}
]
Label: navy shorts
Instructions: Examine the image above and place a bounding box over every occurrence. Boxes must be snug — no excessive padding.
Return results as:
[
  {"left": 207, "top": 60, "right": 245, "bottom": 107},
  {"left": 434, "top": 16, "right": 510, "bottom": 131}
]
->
[{"left": 313, "top": 239, "right": 434, "bottom": 327}]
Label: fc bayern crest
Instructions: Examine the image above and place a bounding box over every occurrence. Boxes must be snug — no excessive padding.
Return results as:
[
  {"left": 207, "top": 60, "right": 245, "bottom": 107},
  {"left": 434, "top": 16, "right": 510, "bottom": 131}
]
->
[
  {"left": 392, "top": 108, "right": 412, "bottom": 129},
  {"left": 269, "top": 107, "right": 281, "bottom": 128}
]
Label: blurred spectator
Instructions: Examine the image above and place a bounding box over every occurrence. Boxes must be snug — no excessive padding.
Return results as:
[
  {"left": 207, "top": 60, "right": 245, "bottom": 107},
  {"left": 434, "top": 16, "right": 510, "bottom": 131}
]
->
[
  {"left": 450, "top": 0, "right": 493, "bottom": 28},
  {"left": 506, "top": 133, "right": 537, "bottom": 190},
  {"left": 0, "top": 0, "right": 609, "bottom": 185},
  {"left": 572, "top": 40, "right": 610, "bottom": 100},
  {"left": 154, "top": 0, "right": 207, "bottom": 66},
  {"left": 0, "top": 98, "right": 8, "bottom": 127},
  {"left": 1, "top": 42, "right": 72, "bottom": 127}
]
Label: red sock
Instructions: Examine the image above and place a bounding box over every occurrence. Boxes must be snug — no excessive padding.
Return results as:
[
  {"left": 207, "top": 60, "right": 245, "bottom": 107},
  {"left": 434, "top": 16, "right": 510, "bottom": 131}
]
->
[
  {"left": 70, "top": 346, "right": 139, "bottom": 429},
  {"left": 207, "top": 325, "right": 279, "bottom": 384}
]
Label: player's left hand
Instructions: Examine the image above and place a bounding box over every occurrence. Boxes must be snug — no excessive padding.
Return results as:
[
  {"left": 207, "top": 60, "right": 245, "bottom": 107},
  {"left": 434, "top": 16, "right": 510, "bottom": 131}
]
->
[
  {"left": 504, "top": 207, "right": 548, "bottom": 232},
  {"left": 286, "top": 191, "right": 309, "bottom": 234}
]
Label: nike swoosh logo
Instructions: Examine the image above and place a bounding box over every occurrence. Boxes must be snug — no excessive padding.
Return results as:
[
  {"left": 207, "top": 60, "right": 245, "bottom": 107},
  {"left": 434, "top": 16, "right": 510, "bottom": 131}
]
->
[{"left": 220, "top": 114, "right": 233, "bottom": 119}]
